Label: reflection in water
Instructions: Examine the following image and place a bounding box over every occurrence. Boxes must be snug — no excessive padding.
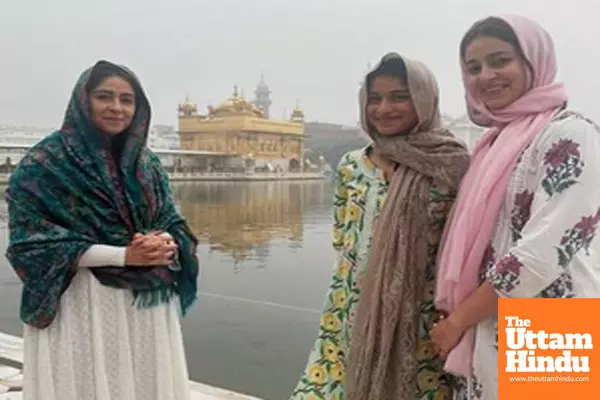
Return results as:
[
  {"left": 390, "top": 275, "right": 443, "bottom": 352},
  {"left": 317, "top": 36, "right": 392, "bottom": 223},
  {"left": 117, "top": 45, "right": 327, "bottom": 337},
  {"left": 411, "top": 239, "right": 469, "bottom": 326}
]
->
[
  {"left": 0, "top": 180, "right": 336, "bottom": 400},
  {"left": 172, "top": 181, "right": 328, "bottom": 264}
]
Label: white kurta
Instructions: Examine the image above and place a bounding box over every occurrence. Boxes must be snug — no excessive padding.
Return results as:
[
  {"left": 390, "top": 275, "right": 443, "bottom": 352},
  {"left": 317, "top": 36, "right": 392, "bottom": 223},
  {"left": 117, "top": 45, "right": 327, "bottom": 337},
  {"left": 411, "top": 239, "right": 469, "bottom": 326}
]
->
[
  {"left": 453, "top": 110, "right": 600, "bottom": 399},
  {"left": 22, "top": 268, "right": 190, "bottom": 400}
]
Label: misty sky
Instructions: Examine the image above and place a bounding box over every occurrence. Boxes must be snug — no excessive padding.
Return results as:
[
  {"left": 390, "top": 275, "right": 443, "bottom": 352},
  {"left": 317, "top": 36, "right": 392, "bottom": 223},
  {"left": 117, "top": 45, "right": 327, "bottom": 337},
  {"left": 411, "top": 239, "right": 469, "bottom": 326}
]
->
[{"left": 1, "top": 0, "right": 597, "bottom": 129}]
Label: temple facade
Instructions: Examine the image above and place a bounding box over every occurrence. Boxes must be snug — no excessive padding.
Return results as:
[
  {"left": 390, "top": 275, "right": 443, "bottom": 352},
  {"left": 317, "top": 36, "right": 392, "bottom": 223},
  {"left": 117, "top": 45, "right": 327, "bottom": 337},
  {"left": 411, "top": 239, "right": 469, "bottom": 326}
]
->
[{"left": 177, "top": 77, "right": 306, "bottom": 172}]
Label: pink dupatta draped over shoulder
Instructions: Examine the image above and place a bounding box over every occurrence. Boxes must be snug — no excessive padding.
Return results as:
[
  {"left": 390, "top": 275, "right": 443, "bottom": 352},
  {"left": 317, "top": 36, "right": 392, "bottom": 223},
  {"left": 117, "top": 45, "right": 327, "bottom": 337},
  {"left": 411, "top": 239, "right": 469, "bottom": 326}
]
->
[{"left": 434, "top": 14, "right": 568, "bottom": 378}]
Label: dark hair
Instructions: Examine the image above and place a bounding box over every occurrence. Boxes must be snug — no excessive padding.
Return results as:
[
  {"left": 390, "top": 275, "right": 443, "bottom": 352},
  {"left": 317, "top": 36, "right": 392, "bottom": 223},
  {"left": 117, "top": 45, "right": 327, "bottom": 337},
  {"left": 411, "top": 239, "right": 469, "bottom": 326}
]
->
[
  {"left": 460, "top": 17, "right": 523, "bottom": 60},
  {"left": 85, "top": 61, "right": 142, "bottom": 156},
  {"left": 85, "top": 61, "right": 140, "bottom": 98},
  {"left": 367, "top": 57, "right": 408, "bottom": 90}
]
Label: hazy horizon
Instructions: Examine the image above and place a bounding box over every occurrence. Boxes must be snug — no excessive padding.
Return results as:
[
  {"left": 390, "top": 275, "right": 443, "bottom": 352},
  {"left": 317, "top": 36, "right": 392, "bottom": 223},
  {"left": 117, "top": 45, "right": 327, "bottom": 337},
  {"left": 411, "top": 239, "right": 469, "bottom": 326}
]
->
[{"left": 2, "top": 0, "right": 598, "bottom": 129}]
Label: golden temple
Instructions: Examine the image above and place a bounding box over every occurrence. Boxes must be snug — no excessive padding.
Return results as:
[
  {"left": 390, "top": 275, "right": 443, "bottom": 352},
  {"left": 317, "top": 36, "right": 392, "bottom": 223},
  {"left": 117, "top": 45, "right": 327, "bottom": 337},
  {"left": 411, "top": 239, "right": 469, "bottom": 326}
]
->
[
  {"left": 174, "top": 182, "right": 314, "bottom": 263},
  {"left": 177, "top": 77, "right": 306, "bottom": 172}
]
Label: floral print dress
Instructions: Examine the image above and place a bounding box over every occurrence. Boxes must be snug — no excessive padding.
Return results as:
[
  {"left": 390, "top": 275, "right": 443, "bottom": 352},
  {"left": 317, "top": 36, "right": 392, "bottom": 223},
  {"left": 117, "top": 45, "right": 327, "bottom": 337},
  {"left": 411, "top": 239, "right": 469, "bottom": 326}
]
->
[
  {"left": 453, "top": 110, "right": 600, "bottom": 400},
  {"left": 290, "top": 146, "right": 456, "bottom": 400}
]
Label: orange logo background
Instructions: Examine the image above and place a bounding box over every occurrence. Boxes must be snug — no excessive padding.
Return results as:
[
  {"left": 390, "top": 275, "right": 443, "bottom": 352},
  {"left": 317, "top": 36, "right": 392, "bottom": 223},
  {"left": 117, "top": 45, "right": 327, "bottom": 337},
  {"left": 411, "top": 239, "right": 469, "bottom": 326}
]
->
[{"left": 498, "top": 298, "right": 600, "bottom": 399}]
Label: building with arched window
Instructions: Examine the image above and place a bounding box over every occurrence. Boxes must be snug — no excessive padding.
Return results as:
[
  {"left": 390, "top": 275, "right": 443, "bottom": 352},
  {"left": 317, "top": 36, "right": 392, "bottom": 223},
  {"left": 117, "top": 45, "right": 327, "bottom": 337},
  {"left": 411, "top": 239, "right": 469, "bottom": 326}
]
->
[{"left": 177, "top": 78, "right": 306, "bottom": 173}]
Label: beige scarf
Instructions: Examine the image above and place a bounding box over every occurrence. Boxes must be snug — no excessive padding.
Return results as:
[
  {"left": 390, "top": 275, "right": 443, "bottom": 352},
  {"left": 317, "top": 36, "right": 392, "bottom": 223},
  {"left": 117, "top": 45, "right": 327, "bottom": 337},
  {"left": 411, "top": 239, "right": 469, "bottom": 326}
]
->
[{"left": 346, "top": 53, "right": 470, "bottom": 400}]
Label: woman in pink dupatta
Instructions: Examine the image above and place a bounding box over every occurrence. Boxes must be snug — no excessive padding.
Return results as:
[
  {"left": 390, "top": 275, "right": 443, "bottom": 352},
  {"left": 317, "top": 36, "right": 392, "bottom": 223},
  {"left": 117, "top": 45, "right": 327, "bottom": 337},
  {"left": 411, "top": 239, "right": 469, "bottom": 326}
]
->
[{"left": 430, "top": 14, "right": 600, "bottom": 400}]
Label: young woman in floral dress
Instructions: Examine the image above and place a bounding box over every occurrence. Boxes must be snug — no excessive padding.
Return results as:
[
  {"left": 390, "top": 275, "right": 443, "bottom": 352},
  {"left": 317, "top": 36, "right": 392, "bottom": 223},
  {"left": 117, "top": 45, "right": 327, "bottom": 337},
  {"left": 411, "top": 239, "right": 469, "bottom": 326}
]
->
[
  {"left": 290, "top": 53, "right": 470, "bottom": 400},
  {"left": 431, "top": 15, "right": 600, "bottom": 400}
]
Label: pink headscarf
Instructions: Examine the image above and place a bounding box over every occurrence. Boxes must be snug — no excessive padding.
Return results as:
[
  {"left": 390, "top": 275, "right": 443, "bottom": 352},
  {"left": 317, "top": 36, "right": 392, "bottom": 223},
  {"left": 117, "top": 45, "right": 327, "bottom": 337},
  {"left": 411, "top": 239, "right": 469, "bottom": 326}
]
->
[{"left": 434, "top": 14, "right": 568, "bottom": 377}]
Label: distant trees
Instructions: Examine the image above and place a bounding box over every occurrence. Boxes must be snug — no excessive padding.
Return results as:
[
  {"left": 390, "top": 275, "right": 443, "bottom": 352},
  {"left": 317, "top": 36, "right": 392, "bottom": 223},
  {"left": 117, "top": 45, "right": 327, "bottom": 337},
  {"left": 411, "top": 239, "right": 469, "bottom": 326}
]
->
[{"left": 304, "top": 122, "right": 369, "bottom": 169}]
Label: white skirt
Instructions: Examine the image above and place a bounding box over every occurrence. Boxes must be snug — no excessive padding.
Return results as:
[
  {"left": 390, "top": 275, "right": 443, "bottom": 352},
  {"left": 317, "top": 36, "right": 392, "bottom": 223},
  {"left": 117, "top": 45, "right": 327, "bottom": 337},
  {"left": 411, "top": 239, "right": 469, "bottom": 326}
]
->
[{"left": 22, "top": 269, "right": 191, "bottom": 400}]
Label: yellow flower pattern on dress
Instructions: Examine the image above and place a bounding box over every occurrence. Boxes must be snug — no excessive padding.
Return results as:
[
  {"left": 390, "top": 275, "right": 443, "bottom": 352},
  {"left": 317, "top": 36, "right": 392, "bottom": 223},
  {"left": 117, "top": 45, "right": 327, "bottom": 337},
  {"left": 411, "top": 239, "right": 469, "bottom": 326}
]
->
[
  {"left": 339, "top": 166, "right": 353, "bottom": 182},
  {"left": 307, "top": 364, "right": 328, "bottom": 386},
  {"left": 290, "top": 148, "right": 456, "bottom": 400},
  {"left": 332, "top": 290, "right": 347, "bottom": 310},
  {"left": 342, "top": 231, "right": 356, "bottom": 252},
  {"left": 321, "top": 340, "right": 340, "bottom": 363},
  {"left": 332, "top": 229, "right": 343, "bottom": 248},
  {"left": 305, "top": 394, "right": 322, "bottom": 400},
  {"left": 345, "top": 202, "right": 360, "bottom": 222},
  {"left": 330, "top": 362, "right": 345, "bottom": 382},
  {"left": 337, "top": 260, "right": 350, "bottom": 279},
  {"left": 320, "top": 313, "right": 342, "bottom": 333},
  {"left": 418, "top": 370, "right": 441, "bottom": 392}
]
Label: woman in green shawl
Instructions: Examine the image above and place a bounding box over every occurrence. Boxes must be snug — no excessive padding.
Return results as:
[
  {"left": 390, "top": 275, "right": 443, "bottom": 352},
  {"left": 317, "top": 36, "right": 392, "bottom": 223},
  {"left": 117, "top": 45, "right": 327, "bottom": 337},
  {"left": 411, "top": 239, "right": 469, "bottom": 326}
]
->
[{"left": 5, "top": 60, "right": 199, "bottom": 400}]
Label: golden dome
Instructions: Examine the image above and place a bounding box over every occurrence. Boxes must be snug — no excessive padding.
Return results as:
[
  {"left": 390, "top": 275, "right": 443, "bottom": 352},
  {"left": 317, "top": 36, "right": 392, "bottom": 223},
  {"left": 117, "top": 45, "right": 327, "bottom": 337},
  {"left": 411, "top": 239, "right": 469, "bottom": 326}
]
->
[
  {"left": 209, "top": 85, "right": 263, "bottom": 118},
  {"left": 214, "top": 98, "right": 236, "bottom": 111}
]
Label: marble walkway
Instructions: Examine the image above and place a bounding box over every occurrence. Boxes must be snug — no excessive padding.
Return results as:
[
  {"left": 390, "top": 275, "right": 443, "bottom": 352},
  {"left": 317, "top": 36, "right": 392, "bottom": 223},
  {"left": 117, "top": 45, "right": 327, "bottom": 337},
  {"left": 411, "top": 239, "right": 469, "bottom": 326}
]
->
[{"left": 0, "top": 332, "right": 261, "bottom": 400}]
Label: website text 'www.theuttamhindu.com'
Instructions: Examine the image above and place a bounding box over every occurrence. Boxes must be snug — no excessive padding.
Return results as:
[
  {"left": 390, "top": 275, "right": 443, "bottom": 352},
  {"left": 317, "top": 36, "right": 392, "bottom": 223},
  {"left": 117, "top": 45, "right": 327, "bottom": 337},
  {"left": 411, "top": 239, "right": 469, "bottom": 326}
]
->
[{"left": 508, "top": 376, "right": 590, "bottom": 383}]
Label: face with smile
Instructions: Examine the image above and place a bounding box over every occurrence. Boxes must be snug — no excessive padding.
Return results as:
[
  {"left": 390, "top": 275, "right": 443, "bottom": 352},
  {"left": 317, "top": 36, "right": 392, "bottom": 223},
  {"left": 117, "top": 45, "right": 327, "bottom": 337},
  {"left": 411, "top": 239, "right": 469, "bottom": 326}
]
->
[
  {"left": 464, "top": 36, "right": 528, "bottom": 110},
  {"left": 366, "top": 75, "right": 419, "bottom": 136},
  {"left": 88, "top": 76, "right": 136, "bottom": 135}
]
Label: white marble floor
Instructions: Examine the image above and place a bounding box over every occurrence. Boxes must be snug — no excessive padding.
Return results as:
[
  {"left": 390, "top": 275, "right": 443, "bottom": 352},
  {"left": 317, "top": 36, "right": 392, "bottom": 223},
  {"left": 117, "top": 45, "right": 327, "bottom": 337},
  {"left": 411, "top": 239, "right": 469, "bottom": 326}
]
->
[{"left": 0, "top": 332, "right": 261, "bottom": 400}]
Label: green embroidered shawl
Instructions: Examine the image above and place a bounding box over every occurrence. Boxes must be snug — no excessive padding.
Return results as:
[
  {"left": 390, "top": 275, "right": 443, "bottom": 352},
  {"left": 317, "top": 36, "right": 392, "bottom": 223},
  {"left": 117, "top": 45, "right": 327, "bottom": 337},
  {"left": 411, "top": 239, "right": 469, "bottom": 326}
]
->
[{"left": 5, "top": 60, "right": 199, "bottom": 328}]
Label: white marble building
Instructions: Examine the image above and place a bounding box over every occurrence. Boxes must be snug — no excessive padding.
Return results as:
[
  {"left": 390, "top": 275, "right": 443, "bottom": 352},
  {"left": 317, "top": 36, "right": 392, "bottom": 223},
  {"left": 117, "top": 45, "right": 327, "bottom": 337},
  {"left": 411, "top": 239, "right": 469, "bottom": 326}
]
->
[
  {"left": 148, "top": 125, "right": 181, "bottom": 149},
  {"left": 0, "top": 124, "right": 49, "bottom": 146},
  {"left": 0, "top": 124, "right": 181, "bottom": 149},
  {"left": 0, "top": 124, "right": 182, "bottom": 166}
]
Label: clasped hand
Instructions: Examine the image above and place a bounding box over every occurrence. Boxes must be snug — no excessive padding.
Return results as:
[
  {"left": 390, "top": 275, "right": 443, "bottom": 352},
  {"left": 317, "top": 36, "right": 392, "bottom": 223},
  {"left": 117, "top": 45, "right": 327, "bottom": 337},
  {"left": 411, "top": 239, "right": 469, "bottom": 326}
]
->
[
  {"left": 429, "top": 313, "right": 466, "bottom": 359},
  {"left": 125, "top": 231, "right": 178, "bottom": 267}
]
